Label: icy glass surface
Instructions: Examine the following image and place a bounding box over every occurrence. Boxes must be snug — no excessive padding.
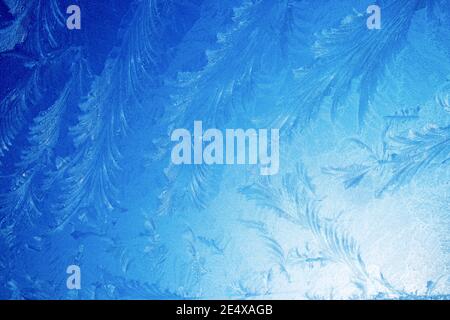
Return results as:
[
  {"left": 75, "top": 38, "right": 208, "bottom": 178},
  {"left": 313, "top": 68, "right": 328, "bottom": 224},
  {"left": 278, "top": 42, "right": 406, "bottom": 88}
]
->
[{"left": 0, "top": 0, "right": 449, "bottom": 299}]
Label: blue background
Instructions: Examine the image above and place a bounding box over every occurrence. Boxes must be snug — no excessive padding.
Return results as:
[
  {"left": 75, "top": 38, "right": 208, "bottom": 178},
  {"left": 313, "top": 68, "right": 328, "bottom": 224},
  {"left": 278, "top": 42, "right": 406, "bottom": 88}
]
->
[{"left": 0, "top": 0, "right": 449, "bottom": 299}]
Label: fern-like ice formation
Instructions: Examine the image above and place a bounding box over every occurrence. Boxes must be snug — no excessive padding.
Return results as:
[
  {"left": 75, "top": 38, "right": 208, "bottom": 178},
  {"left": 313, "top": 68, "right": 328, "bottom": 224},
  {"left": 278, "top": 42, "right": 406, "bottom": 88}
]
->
[
  {"left": 0, "top": 0, "right": 82, "bottom": 230},
  {"left": 0, "top": 55, "right": 92, "bottom": 228},
  {"left": 52, "top": 0, "right": 194, "bottom": 227},
  {"left": 0, "top": 0, "right": 69, "bottom": 164},
  {"left": 240, "top": 166, "right": 370, "bottom": 287},
  {"left": 324, "top": 124, "right": 450, "bottom": 197},
  {"left": 158, "top": 0, "right": 319, "bottom": 215},
  {"left": 280, "top": 0, "right": 428, "bottom": 131},
  {"left": 240, "top": 163, "right": 447, "bottom": 298}
]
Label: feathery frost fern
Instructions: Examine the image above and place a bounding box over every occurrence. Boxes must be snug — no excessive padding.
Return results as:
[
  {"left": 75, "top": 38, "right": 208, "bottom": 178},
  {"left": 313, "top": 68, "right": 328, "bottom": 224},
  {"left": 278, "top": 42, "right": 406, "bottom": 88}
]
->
[
  {"left": 158, "top": 0, "right": 317, "bottom": 215},
  {"left": 281, "top": 0, "right": 428, "bottom": 131},
  {"left": 0, "top": 54, "right": 92, "bottom": 228},
  {"left": 240, "top": 165, "right": 370, "bottom": 289},
  {"left": 55, "top": 0, "right": 195, "bottom": 226},
  {"left": 324, "top": 124, "right": 450, "bottom": 196},
  {"left": 0, "top": 0, "right": 69, "bottom": 164}
]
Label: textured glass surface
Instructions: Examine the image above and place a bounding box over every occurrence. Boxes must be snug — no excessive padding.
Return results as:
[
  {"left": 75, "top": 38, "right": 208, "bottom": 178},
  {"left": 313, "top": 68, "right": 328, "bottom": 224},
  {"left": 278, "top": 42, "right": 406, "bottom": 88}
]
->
[{"left": 0, "top": 0, "right": 449, "bottom": 300}]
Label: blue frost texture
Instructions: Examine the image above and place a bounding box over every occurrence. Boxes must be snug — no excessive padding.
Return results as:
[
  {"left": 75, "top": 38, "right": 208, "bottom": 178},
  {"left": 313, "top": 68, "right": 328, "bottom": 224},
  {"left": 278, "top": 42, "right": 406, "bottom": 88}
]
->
[{"left": 0, "top": 0, "right": 450, "bottom": 299}]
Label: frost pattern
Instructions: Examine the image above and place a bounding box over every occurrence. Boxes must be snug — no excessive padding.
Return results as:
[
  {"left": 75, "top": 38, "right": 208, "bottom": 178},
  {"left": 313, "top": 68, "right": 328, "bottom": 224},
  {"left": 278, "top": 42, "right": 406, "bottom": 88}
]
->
[{"left": 0, "top": 0, "right": 449, "bottom": 300}]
